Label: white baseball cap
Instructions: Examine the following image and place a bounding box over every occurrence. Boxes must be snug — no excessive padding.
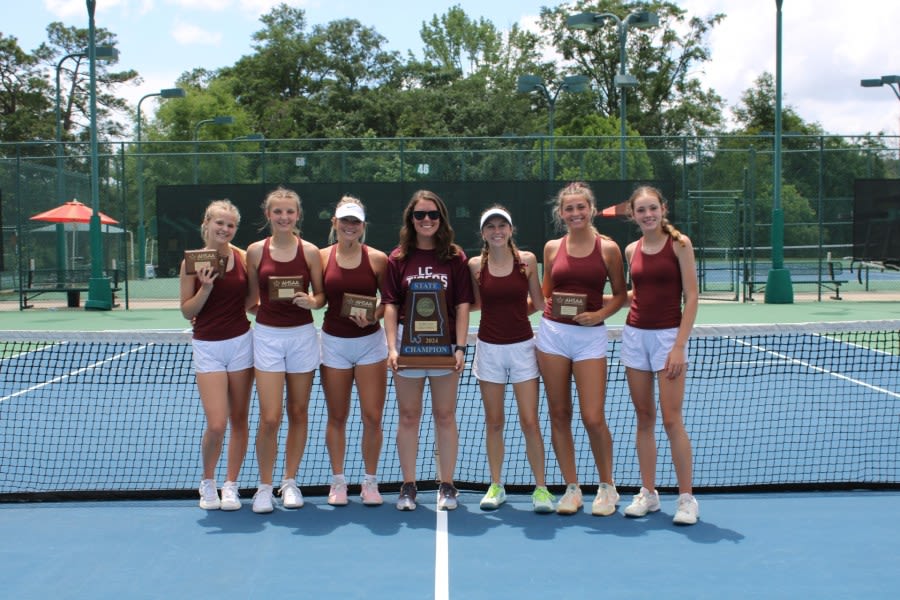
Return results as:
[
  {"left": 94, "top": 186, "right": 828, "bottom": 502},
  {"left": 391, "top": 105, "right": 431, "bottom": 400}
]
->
[
  {"left": 479, "top": 207, "right": 513, "bottom": 229},
  {"left": 335, "top": 203, "right": 365, "bottom": 221}
]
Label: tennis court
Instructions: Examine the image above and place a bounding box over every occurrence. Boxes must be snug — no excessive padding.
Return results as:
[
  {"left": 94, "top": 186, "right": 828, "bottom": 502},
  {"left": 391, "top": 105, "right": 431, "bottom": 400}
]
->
[{"left": 1, "top": 303, "right": 898, "bottom": 597}]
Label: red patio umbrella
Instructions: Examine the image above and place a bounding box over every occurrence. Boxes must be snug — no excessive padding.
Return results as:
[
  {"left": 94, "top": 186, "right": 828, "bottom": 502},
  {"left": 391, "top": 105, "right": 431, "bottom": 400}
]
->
[
  {"left": 29, "top": 200, "right": 119, "bottom": 270},
  {"left": 600, "top": 201, "right": 629, "bottom": 218},
  {"left": 30, "top": 199, "right": 118, "bottom": 225}
]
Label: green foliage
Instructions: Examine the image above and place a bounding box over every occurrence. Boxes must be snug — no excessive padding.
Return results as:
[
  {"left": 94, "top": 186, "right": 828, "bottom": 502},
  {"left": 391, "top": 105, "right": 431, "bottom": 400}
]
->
[
  {"left": 539, "top": 0, "right": 726, "bottom": 137},
  {"left": 0, "top": 34, "right": 52, "bottom": 142}
]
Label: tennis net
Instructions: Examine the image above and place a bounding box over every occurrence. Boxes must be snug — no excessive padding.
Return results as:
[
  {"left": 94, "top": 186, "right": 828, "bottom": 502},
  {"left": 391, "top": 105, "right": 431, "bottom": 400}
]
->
[{"left": 1, "top": 321, "right": 898, "bottom": 500}]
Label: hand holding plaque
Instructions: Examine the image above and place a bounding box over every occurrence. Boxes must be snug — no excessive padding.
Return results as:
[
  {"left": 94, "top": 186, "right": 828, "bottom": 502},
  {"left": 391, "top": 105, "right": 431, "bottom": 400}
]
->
[
  {"left": 268, "top": 275, "right": 305, "bottom": 301},
  {"left": 184, "top": 250, "right": 227, "bottom": 277},
  {"left": 397, "top": 279, "right": 456, "bottom": 369},
  {"left": 551, "top": 291, "right": 587, "bottom": 320},
  {"left": 340, "top": 293, "right": 377, "bottom": 322}
]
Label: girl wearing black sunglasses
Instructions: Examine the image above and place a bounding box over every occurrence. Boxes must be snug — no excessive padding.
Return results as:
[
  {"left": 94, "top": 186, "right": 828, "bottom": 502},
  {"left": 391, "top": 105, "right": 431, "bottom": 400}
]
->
[{"left": 382, "top": 190, "right": 474, "bottom": 511}]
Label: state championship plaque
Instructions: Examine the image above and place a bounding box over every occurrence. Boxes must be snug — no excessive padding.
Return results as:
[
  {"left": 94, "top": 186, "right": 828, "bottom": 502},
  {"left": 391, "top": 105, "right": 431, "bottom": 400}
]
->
[
  {"left": 268, "top": 275, "right": 305, "bottom": 301},
  {"left": 398, "top": 279, "right": 455, "bottom": 369},
  {"left": 340, "top": 293, "right": 377, "bottom": 321},
  {"left": 184, "top": 250, "right": 227, "bottom": 277},
  {"left": 551, "top": 291, "right": 587, "bottom": 320}
]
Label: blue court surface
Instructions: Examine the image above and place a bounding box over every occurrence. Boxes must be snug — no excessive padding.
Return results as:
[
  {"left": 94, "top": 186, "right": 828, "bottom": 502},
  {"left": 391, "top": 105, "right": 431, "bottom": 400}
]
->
[{"left": 1, "top": 490, "right": 897, "bottom": 599}]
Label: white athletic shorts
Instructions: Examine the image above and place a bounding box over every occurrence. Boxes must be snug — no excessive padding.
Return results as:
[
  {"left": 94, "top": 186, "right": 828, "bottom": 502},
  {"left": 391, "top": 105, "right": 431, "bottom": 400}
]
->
[
  {"left": 619, "top": 325, "right": 686, "bottom": 372},
  {"left": 192, "top": 329, "right": 253, "bottom": 373},
  {"left": 535, "top": 318, "right": 608, "bottom": 362},
  {"left": 392, "top": 324, "right": 454, "bottom": 379},
  {"left": 252, "top": 322, "right": 320, "bottom": 373},
  {"left": 320, "top": 329, "right": 388, "bottom": 369},
  {"left": 472, "top": 338, "right": 539, "bottom": 384}
]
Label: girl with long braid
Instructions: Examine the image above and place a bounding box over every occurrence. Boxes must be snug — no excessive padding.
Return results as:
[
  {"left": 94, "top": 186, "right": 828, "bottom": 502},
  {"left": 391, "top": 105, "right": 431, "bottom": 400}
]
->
[
  {"left": 468, "top": 206, "right": 554, "bottom": 513},
  {"left": 620, "top": 185, "right": 700, "bottom": 525}
]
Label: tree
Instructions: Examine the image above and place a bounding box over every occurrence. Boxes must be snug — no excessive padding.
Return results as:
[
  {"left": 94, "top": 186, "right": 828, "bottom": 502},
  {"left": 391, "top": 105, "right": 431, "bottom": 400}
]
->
[
  {"left": 0, "top": 33, "right": 52, "bottom": 143},
  {"left": 221, "top": 4, "right": 401, "bottom": 139},
  {"left": 38, "top": 22, "right": 138, "bottom": 140},
  {"left": 540, "top": 0, "right": 725, "bottom": 137}
]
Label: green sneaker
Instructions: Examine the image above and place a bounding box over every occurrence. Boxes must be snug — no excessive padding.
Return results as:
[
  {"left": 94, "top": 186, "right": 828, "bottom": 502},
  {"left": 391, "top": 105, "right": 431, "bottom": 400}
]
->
[
  {"left": 532, "top": 486, "right": 555, "bottom": 513},
  {"left": 479, "top": 483, "right": 507, "bottom": 510}
]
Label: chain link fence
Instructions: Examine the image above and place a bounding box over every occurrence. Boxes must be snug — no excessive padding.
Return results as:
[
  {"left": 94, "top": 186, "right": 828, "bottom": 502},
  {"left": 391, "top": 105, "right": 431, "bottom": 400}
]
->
[{"left": 2, "top": 135, "right": 899, "bottom": 308}]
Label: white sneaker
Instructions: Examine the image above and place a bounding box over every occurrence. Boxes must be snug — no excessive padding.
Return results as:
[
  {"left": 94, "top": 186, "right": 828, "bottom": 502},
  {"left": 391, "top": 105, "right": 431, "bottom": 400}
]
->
[
  {"left": 479, "top": 483, "right": 507, "bottom": 510},
  {"left": 220, "top": 481, "right": 241, "bottom": 511},
  {"left": 591, "top": 483, "right": 620, "bottom": 516},
  {"left": 556, "top": 484, "right": 583, "bottom": 515},
  {"left": 673, "top": 493, "right": 699, "bottom": 525},
  {"left": 279, "top": 478, "right": 304, "bottom": 509},
  {"left": 198, "top": 479, "right": 220, "bottom": 510},
  {"left": 624, "top": 487, "right": 660, "bottom": 517},
  {"left": 360, "top": 480, "right": 383, "bottom": 506},
  {"left": 252, "top": 484, "right": 274, "bottom": 514}
]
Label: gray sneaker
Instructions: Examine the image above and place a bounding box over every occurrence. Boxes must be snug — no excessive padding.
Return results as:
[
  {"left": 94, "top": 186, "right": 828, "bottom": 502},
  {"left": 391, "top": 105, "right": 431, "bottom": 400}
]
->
[
  {"left": 437, "top": 482, "right": 459, "bottom": 511},
  {"left": 396, "top": 482, "right": 417, "bottom": 511}
]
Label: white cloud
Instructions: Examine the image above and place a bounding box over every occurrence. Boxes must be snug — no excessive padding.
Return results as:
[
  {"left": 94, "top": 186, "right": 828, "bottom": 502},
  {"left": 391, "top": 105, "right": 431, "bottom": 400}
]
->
[
  {"left": 171, "top": 20, "right": 223, "bottom": 46},
  {"left": 165, "top": 0, "right": 230, "bottom": 10},
  {"left": 238, "top": 0, "right": 316, "bottom": 16}
]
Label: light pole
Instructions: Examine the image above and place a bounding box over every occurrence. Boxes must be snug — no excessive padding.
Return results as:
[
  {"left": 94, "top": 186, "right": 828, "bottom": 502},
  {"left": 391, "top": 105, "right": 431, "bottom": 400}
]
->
[
  {"left": 517, "top": 75, "right": 590, "bottom": 181},
  {"left": 193, "top": 116, "right": 235, "bottom": 184},
  {"left": 765, "top": 0, "right": 793, "bottom": 303},
  {"left": 861, "top": 75, "right": 900, "bottom": 100},
  {"left": 85, "top": 0, "right": 110, "bottom": 309},
  {"left": 566, "top": 10, "right": 658, "bottom": 179},
  {"left": 54, "top": 45, "right": 116, "bottom": 278},
  {"left": 861, "top": 75, "right": 900, "bottom": 159},
  {"left": 136, "top": 87, "right": 185, "bottom": 278}
]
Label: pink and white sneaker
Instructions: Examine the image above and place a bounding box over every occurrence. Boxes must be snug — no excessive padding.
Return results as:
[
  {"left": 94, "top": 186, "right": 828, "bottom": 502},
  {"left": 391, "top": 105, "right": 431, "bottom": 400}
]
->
[{"left": 360, "top": 480, "right": 383, "bottom": 506}]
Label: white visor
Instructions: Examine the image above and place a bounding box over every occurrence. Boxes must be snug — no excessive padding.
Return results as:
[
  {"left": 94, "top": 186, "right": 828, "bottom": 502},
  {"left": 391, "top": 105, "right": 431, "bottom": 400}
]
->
[
  {"left": 335, "top": 203, "right": 365, "bottom": 222},
  {"left": 480, "top": 208, "right": 513, "bottom": 229}
]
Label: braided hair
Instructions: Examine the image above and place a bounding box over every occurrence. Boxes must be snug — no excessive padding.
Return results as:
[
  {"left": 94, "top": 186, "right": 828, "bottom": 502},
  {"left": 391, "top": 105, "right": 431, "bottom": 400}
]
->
[{"left": 476, "top": 205, "right": 525, "bottom": 285}]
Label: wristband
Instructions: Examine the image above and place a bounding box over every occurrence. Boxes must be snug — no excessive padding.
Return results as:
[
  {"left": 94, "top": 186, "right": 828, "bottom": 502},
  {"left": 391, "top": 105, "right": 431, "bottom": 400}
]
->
[{"left": 454, "top": 345, "right": 467, "bottom": 355}]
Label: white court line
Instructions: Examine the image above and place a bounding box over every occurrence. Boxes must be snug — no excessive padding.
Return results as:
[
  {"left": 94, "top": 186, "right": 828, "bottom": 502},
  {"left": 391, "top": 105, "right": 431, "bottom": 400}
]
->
[
  {"left": 0, "top": 344, "right": 154, "bottom": 404},
  {"left": 434, "top": 508, "right": 449, "bottom": 600},
  {"left": 732, "top": 338, "right": 900, "bottom": 400}
]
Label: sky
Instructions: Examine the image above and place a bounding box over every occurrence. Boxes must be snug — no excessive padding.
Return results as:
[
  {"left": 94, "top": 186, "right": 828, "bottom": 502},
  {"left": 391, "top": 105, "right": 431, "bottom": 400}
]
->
[{"left": 6, "top": 0, "right": 900, "bottom": 136}]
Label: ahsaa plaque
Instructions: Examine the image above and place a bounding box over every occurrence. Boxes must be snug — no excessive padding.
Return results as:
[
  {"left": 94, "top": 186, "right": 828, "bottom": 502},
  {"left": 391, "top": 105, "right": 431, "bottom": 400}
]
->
[
  {"left": 184, "top": 250, "right": 227, "bottom": 277},
  {"left": 551, "top": 291, "right": 587, "bottom": 320},
  {"left": 268, "top": 275, "right": 305, "bottom": 301},
  {"left": 340, "top": 293, "right": 377, "bottom": 321}
]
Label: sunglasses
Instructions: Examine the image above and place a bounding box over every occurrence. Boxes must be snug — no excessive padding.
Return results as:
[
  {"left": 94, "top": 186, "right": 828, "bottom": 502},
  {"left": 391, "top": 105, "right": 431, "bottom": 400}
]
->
[{"left": 412, "top": 210, "right": 441, "bottom": 221}]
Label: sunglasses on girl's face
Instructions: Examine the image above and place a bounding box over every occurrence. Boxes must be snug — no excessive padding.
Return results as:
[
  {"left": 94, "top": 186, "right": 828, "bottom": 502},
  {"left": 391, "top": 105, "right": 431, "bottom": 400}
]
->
[{"left": 412, "top": 210, "right": 441, "bottom": 221}]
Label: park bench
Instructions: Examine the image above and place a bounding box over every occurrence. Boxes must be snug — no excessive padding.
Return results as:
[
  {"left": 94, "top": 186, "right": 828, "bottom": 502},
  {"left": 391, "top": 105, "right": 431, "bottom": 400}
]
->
[
  {"left": 19, "top": 267, "right": 127, "bottom": 309},
  {"left": 743, "top": 260, "right": 847, "bottom": 301}
]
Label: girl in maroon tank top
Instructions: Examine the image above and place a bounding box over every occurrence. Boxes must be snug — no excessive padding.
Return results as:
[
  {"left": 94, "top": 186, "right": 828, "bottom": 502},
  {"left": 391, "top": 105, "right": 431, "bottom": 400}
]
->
[
  {"left": 179, "top": 199, "right": 254, "bottom": 511},
  {"left": 468, "top": 205, "right": 553, "bottom": 512},
  {"left": 621, "top": 185, "right": 700, "bottom": 525},
  {"left": 536, "top": 182, "right": 627, "bottom": 516},
  {"left": 245, "top": 187, "right": 325, "bottom": 514},
  {"left": 318, "top": 196, "right": 389, "bottom": 506}
]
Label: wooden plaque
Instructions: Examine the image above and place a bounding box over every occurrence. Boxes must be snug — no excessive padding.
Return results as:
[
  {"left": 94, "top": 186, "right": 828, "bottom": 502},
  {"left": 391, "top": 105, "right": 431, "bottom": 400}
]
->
[
  {"left": 397, "top": 279, "right": 456, "bottom": 369},
  {"left": 340, "top": 293, "right": 377, "bottom": 321},
  {"left": 184, "top": 250, "right": 227, "bottom": 277},
  {"left": 551, "top": 291, "right": 587, "bottom": 319},
  {"left": 268, "top": 275, "right": 305, "bottom": 301}
]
